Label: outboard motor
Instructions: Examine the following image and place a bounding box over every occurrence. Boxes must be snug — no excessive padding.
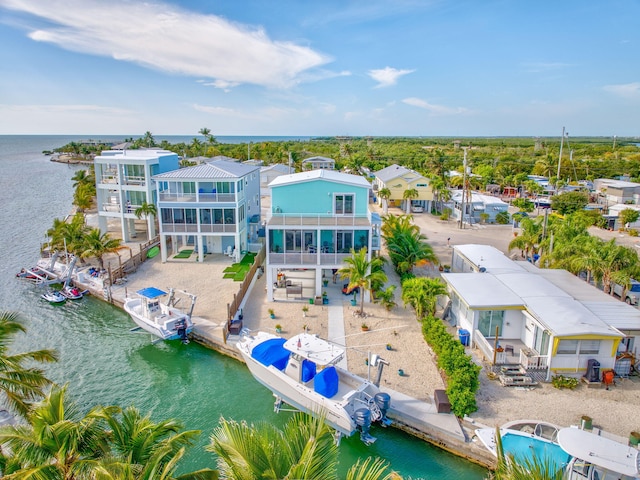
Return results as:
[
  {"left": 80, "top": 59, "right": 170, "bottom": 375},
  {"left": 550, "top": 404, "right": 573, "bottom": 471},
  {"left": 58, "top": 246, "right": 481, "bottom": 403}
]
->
[
  {"left": 177, "top": 321, "right": 189, "bottom": 344},
  {"left": 354, "top": 408, "right": 376, "bottom": 445},
  {"left": 374, "top": 392, "right": 392, "bottom": 427}
]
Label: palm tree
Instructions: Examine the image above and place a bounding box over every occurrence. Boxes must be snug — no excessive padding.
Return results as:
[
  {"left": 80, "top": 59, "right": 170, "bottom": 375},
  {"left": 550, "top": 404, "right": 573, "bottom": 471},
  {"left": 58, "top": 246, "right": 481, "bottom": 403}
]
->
[
  {"left": 79, "top": 228, "right": 125, "bottom": 270},
  {"left": 382, "top": 215, "right": 438, "bottom": 276},
  {"left": 207, "top": 412, "right": 396, "bottom": 480},
  {"left": 90, "top": 405, "right": 214, "bottom": 479},
  {"left": 134, "top": 201, "right": 158, "bottom": 240},
  {"left": 143, "top": 131, "right": 156, "bottom": 148},
  {"left": 378, "top": 187, "right": 391, "bottom": 214},
  {"left": 401, "top": 277, "right": 448, "bottom": 320},
  {"left": 508, "top": 217, "right": 542, "bottom": 260},
  {"left": 0, "top": 384, "right": 111, "bottom": 478},
  {"left": 402, "top": 188, "right": 418, "bottom": 214},
  {"left": 0, "top": 312, "right": 57, "bottom": 418},
  {"left": 337, "top": 248, "right": 388, "bottom": 315},
  {"left": 47, "top": 213, "right": 89, "bottom": 255},
  {"left": 73, "top": 183, "right": 95, "bottom": 212}
]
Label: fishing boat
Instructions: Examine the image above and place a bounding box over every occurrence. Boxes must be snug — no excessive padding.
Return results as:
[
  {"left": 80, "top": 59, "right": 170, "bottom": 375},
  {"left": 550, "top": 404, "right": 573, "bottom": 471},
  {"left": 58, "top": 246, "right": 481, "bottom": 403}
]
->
[
  {"left": 475, "top": 420, "right": 570, "bottom": 472},
  {"left": 558, "top": 427, "right": 640, "bottom": 480},
  {"left": 41, "top": 290, "right": 66, "bottom": 304},
  {"left": 124, "top": 287, "right": 196, "bottom": 343},
  {"left": 236, "top": 331, "right": 392, "bottom": 444}
]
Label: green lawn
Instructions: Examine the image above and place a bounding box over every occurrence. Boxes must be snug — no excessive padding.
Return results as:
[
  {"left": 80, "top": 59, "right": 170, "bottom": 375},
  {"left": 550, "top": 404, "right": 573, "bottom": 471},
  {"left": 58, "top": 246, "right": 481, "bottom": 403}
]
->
[
  {"left": 223, "top": 253, "right": 256, "bottom": 281},
  {"left": 174, "top": 249, "right": 193, "bottom": 259}
]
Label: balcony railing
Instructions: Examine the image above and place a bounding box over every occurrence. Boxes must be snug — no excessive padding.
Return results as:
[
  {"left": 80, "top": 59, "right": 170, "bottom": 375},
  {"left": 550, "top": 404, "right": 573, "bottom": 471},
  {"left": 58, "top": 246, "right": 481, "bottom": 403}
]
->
[
  {"left": 122, "top": 175, "right": 146, "bottom": 186},
  {"left": 268, "top": 252, "right": 351, "bottom": 266},
  {"left": 267, "top": 213, "right": 371, "bottom": 227},
  {"left": 161, "top": 223, "right": 237, "bottom": 234},
  {"left": 520, "top": 348, "right": 549, "bottom": 370},
  {"left": 158, "top": 192, "right": 237, "bottom": 203}
]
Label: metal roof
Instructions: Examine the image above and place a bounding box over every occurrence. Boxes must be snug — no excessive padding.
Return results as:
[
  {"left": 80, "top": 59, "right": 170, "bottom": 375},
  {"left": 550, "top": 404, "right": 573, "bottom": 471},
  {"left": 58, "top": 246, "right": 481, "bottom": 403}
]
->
[
  {"left": 454, "top": 244, "right": 525, "bottom": 274},
  {"left": 153, "top": 159, "right": 260, "bottom": 180},
  {"left": 269, "top": 169, "right": 370, "bottom": 188},
  {"left": 374, "top": 164, "right": 424, "bottom": 183},
  {"left": 441, "top": 273, "right": 524, "bottom": 309}
]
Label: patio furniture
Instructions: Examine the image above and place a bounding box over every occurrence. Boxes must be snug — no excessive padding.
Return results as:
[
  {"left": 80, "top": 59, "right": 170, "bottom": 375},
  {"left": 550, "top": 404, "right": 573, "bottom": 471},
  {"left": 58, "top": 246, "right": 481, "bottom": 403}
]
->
[{"left": 504, "top": 344, "right": 514, "bottom": 355}]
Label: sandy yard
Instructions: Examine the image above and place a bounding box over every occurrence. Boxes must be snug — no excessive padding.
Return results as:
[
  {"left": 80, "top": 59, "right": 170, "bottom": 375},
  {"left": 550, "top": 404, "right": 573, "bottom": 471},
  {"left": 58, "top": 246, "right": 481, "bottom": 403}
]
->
[{"left": 99, "top": 204, "right": 640, "bottom": 440}]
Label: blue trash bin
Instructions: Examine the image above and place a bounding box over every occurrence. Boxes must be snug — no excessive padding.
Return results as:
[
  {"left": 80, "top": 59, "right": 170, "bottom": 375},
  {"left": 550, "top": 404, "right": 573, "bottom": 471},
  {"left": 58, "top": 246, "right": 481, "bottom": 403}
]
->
[{"left": 458, "top": 329, "right": 470, "bottom": 347}]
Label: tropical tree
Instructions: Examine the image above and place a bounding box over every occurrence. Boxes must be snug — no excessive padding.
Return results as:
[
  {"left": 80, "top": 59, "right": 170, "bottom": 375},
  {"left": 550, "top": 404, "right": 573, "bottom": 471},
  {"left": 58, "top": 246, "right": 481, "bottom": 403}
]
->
[
  {"left": 551, "top": 191, "right": 588, "bottom": 215},
  {"left": 619, "top": 208, "right": 640, "bottom": 229},
  {"left": 402, "top": 188, "right": 418, "bottom": 214},
  {"left": 73, "top": 183, "right": 95, "bottom": 212},
  {"left": 135, "top": 201, "right": 158, "bottom": 240},
  {"left": 508, "top": 217, "right": 543, "bottom": 260},
  {"left": 337, "top": 248, "right": 388, "bottom": 315},
  {"left": 79, "top": 228, "right": 125, "bottom": 270},
  {"left": 0, "top": 384, "right": 112, "bottom": 478},
  {"left": 378, "top": 187, "right": 391, "bottom": 214},
  {"left": 382, "top": 215, "right": 438, "bottom": 276},
  {"left": 207, "top": 412, "right": 396, "bottom": 480},
  {"left": 401, "top": 277, "right": 448, "bottom": 320},
  {"left": 47, "top": 213, "right": 89, "bottom": 255},
  {"left": 71, "top": 168, "right": 95, "bottom": 189},
  {"left": 142, "top": 131, "right": 156, "bottom": 148},
  {"left": 89, "top": 405, "right": 214, "bottom": 479},
  {"left": 0, "top": 312, "right": 57, "bottom": 418}
]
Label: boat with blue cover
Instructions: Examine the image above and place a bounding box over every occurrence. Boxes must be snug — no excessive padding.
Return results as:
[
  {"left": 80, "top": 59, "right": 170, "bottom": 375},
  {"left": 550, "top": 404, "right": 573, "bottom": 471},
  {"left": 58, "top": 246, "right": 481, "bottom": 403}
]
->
[
  {"left": 124, "top": 287, "right": 196, "bottom": 343},
  {"left": 237, "top": 331, "right": 392, "bottom": 444}
]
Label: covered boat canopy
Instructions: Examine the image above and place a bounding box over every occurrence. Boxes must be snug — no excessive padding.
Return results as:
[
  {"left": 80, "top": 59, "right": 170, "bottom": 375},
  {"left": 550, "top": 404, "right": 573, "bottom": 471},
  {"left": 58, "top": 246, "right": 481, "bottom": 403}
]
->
[
  {"left": 557, "top": 427, "right": 640, "bottom": 477},
  {"left": 283, "top": 333, "right": 344, "bottom": 366},
  {"left": 136, "top": 287, "right": 167, "bottom": 299}
]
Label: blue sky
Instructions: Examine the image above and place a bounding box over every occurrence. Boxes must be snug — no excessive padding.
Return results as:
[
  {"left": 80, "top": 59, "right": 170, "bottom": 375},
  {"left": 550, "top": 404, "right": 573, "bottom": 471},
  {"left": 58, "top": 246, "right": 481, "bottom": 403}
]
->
[{"left": 1, "top": 0, "right": 639, "bottom": 136}]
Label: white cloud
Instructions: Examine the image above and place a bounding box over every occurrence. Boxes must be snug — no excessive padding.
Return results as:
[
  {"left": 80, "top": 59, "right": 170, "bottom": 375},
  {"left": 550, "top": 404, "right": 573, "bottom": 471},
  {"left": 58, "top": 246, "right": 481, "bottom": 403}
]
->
[
  {"left": 2, "top": 0, "right": 330, "bottom": 89},
  {"left": 402, "top": 97, "right": 469, "bottom": 115},
  {"left": 603, "top": 82, "right": 640, "bottom": 99},
  {"left": 368, "top": 67, "right": 414, "bottom": 88}
]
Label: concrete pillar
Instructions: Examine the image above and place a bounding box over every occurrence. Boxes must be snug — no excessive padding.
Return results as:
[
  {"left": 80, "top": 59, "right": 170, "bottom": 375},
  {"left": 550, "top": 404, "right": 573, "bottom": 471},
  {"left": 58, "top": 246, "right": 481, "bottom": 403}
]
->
[{"left": 266, "top": 267, "right": 274, "bottom": 301}]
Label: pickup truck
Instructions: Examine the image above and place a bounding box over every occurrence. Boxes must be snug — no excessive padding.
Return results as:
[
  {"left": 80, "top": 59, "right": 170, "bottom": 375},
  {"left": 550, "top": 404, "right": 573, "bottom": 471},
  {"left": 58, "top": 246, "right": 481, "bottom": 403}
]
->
[{"left": 612, "top": 280, "right": 640, "bottom": 305}]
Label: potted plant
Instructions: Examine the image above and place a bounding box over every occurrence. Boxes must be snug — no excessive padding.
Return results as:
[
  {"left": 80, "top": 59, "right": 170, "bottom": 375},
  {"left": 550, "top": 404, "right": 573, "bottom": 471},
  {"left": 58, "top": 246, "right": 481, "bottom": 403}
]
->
[
  {"left": 361, "top": 322, "right": 369, "bottom": 331},
  {"left": 268, "top": 308, "right": 275, "bottom": 319},
  {"left": 302, "top": 324, "right": 308, "bottom": 332},
  {"left": 274, "top": 324, "right": 282, "bottom": 333},
  {"left": 386, "top": 343, "right": 392, "bottom": 351},
  {"left": 323, "top": 278, "right": 328, "bottom": 287},
  {"left": 302, "top": 305, "right": 309, "bottom": 317},
  {"left": 443, "top": 264, "right": 451, "bottom": 273}
]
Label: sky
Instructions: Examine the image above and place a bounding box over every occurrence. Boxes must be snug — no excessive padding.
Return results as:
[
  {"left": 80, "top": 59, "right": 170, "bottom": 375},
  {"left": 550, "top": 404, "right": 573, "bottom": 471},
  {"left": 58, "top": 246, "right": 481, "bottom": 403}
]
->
[{"left": 0, "top": 0, "right": 639, "bottom": 137}]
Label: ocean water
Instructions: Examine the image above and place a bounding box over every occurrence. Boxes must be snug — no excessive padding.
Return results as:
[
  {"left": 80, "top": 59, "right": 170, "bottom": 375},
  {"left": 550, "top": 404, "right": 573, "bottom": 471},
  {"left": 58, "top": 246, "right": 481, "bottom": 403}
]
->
[{"left": 0, "top": 135, "right": 486, "bottom": 478}]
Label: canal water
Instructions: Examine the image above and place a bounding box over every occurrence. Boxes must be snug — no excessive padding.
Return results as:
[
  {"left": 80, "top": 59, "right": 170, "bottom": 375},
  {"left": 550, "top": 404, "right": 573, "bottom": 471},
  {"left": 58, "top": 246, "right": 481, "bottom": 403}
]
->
[{"left": 0, "top": 135, "right": 486, "bottom": 478}]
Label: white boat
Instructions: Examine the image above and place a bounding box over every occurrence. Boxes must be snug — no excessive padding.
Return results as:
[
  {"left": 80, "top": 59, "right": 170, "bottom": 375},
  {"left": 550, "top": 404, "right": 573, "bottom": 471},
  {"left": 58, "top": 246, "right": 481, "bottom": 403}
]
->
[
  {"left": 236, "top": 331, "right": 392, "bottom": 444},
  {"left": 124, "top": 287, "right": 196, "bottom": 343},
  {"left": 41, "top": 290, "right": 66, "bottom": 304},
  {"left": 558, "top": 427, "right": 640, "bottom": 480},
  {"left": 475, "top": 420, "right": 570, "bottom": 473}
]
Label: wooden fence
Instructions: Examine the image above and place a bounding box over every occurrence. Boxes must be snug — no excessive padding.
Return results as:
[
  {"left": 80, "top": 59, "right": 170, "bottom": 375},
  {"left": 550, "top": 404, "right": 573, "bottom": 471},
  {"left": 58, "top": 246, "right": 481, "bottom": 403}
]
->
[
  {"left": 106, "top": 236, "right": 160, "bottom": 285},
  {"left": 227, "top": 245, "right": 266, "bottom": 328}
]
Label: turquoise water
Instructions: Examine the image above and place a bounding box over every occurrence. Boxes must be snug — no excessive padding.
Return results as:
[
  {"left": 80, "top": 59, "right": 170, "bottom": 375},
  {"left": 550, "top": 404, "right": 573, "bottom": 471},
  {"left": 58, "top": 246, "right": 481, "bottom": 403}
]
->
[
  {"left": 0, "top": 135, "right": 486, "bottom": 478},
  {"left": 502, "top": 432, "right": 570, "bottom": 472}
]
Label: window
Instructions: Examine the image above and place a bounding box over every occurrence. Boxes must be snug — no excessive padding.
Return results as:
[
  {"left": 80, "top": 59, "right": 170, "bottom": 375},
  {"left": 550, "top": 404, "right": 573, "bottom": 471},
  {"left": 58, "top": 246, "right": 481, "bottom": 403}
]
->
[
  {"left": 335, "top": 194, "right": 354, "bottom": 215},
  {"left": 478, "top": 310, "right": 504, "bottom": 338},
  {"left": 579, "top": 340, "right": 600, "bottom": 355},
  {"left": 556, "top": 339, "right": 601, "bottom": 355},
  {"left": 336, "top": 231, "right": 353, "bottom": 252},
  {"left": 557, "top": 340, "right": 578, "bottom": 355}
]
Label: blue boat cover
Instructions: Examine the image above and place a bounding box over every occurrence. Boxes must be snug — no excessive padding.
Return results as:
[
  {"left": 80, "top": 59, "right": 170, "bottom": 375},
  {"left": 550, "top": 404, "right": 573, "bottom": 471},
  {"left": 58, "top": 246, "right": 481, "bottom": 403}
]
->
[
  {"left": 137, "top": 287, "right": 167, "bottom": 299},
  {"left": 301, "top": 359, "right": 316, "bottom": 382},
  {"left": 251, "top": 338, "right": 290, "bottom": 371},
  {"left": 314, "top": 366, "right": 339, "bottom": 398}
]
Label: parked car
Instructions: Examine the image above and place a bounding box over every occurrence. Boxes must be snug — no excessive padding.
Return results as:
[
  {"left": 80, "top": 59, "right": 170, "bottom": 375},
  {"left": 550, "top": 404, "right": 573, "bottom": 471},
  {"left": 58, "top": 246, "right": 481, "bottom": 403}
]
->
[
  {"left": 612, "top": 280, "right": 640, "bottom": 305},
  {"left": 411, "top": 203, "right": 424, "bottom": 213}
]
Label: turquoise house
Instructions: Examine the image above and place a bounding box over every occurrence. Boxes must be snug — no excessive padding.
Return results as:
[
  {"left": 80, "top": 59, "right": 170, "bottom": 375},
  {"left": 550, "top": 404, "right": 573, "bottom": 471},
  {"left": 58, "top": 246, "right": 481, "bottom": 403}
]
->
[{"left": 266, "top": 170, "right": 381, "bottom": 300}]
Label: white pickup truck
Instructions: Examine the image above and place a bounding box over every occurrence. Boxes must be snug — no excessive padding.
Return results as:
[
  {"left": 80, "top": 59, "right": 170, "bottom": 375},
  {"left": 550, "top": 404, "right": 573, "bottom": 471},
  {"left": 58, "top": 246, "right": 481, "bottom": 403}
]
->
[{"left": 612, "top": 280, "right": 640, "bottom": 305}]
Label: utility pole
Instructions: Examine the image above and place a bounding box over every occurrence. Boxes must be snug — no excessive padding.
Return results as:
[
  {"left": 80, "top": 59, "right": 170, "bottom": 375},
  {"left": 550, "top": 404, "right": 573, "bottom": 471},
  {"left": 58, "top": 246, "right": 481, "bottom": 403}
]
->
[
  {"left": 556, "top": 126, "right": 565, "bottom": 195},
  {"left": 459, "top": 147, "right": 468, "bottom": 229}
]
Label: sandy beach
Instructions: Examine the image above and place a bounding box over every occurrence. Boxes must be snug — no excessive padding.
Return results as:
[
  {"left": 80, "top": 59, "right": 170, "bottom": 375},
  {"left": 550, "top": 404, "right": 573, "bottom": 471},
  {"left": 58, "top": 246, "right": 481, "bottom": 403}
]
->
[{"left": 103, "top": 204, "right": 640, "bottom": 443}]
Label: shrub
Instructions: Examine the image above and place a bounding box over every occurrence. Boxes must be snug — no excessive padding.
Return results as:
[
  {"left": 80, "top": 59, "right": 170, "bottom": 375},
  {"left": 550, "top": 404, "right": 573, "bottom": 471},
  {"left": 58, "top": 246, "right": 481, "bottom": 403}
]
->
[
  {"left": 495, "top": 211, "right": 510, "bottom": 224},
  {"left": 551, "top": 375, "right": 579, "bottom": 390},
  {"left": 629, "top": 229, "right": 638, "bottom": 237}
]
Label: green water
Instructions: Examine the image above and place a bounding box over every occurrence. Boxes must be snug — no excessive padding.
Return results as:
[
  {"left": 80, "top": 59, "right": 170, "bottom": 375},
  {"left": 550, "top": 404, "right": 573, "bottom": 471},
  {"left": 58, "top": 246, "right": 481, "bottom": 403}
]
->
[{"left": 0, "top": 135, "right": 487, "bottom": 478}]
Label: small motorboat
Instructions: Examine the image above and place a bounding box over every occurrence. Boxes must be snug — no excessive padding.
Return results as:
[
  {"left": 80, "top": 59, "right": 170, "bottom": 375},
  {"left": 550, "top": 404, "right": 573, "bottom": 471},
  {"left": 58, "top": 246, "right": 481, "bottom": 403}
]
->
[
  {"left": 41, "top": 290, "right": 66, "bottom": 304},
  {"left": 124, "top": 287, "right": 196, "bottom": 343},
  {"left": 60, "top": 285, "right": 87, "bottom": 300}
]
